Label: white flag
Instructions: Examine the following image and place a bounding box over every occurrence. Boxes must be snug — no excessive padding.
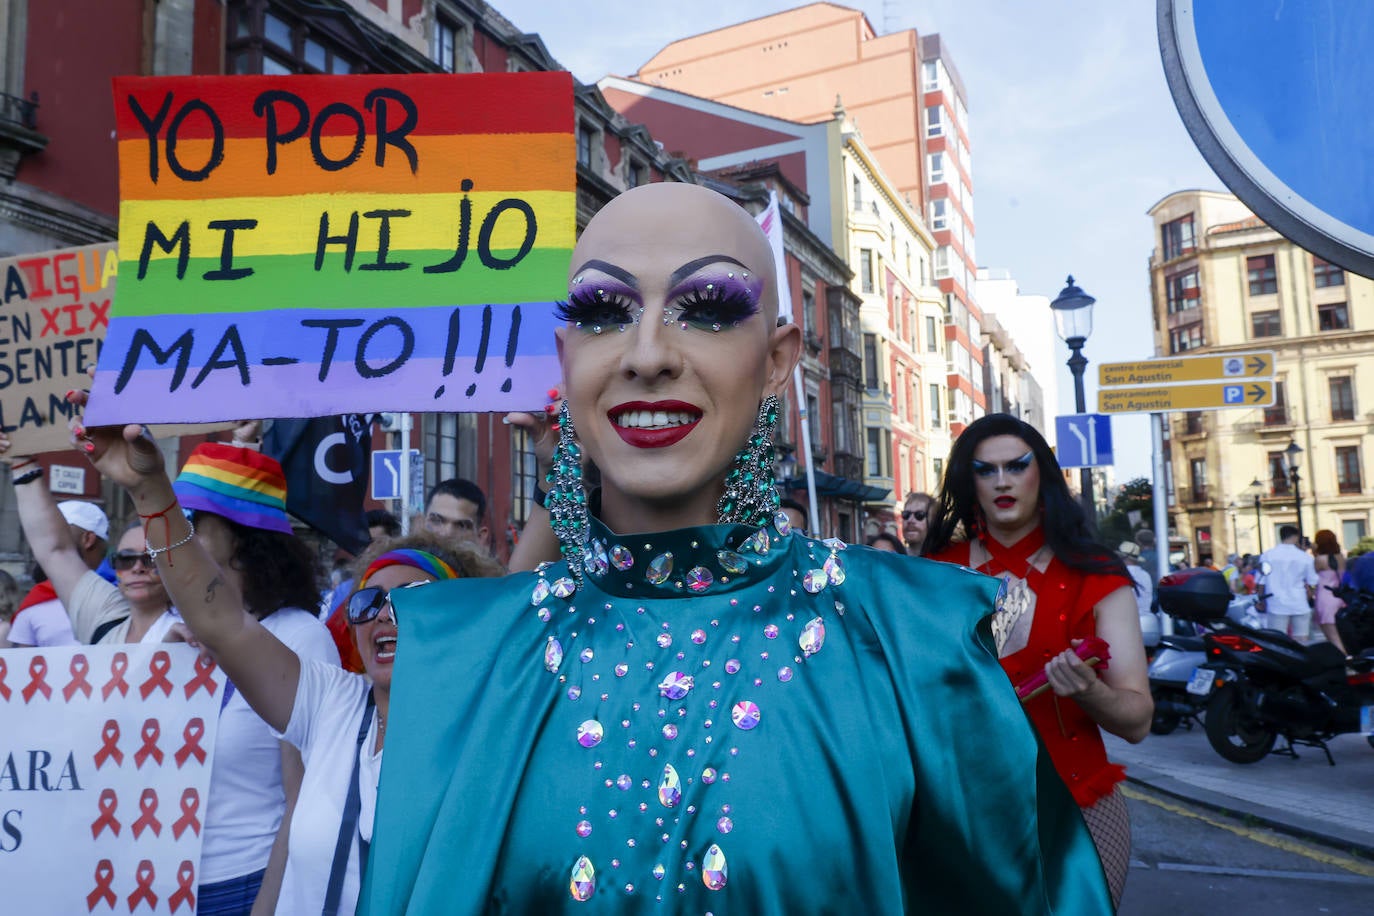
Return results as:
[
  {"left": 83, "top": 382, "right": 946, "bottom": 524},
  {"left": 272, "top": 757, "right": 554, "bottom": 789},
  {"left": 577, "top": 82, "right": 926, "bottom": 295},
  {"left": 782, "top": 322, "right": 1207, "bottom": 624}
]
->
[{"left": 755, "top": 191, "right": 794, "bottom": 321}]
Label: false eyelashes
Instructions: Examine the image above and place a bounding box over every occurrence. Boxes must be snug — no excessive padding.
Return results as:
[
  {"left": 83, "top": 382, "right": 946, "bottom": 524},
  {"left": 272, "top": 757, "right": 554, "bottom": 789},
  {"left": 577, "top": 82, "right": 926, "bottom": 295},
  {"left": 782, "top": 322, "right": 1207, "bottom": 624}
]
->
[{"left": 555, "top": 283, "right": 759, "bottom": 332}]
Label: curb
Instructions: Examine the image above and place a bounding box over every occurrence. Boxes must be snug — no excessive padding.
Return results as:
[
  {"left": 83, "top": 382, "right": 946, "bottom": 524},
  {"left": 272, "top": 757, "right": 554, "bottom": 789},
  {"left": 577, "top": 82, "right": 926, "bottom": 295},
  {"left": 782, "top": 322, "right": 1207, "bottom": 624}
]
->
[{"left": 1124, "top": 764, "right": 1374, "bottom": 861}]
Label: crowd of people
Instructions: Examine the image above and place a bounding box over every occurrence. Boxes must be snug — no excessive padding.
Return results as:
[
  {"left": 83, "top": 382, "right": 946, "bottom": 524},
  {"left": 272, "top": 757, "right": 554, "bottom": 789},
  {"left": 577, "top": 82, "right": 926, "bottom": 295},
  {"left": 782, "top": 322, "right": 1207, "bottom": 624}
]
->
[{"left": 0, "top": 183, "right": 1163, "bottom": 913}]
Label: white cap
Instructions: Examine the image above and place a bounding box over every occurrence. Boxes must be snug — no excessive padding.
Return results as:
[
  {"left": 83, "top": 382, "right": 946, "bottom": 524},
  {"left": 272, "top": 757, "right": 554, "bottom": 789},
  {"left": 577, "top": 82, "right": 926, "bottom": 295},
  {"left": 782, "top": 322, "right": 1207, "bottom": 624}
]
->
[{"left": 58, "top": 500, "right": 110, "bottom": 541}]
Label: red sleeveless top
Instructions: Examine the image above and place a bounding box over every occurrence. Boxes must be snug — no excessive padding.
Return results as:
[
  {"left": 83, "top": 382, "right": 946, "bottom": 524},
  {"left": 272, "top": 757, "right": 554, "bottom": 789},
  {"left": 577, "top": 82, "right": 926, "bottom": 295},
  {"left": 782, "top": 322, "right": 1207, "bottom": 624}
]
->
[{"left": 931, "top": 532, "right": 1131, "bottom": 807}]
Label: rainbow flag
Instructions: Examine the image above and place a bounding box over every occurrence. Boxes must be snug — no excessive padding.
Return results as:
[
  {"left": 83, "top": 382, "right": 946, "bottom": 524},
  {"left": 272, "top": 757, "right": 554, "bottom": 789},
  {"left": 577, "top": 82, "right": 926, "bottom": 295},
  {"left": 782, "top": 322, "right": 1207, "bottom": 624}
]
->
[{"left": 88, "top": 73, "right": 574, "bottom": 425}]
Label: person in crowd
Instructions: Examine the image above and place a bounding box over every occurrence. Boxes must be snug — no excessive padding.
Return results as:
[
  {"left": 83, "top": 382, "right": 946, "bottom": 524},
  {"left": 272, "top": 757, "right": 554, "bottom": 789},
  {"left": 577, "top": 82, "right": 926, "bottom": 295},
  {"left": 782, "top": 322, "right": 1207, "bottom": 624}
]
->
[
  {"left": 71, "top": 415, "right": 501, "bottom": 916},
  {"left": 1135, "top": 529, "right": 1158, "bottom": 583},
  {"left": 901, "top": 491, "right": 934, "bottom": 555},
  {"left": 140, "top": 442, "right": 340, "bottom": 914},
  {"left": 1239, "top": 554, "right": 1258, "bottom": 595},
  {"left": 305, "top": 183, "right": 1104, "bottom": 913},
  {"left": 1311, "top": 529, "right": 1347, "bottom": 654},
  {"left": 1, "top": 438, "right": 178, "bottom": 645},
  {"left": 0, "top": 568, "right": 18, "bottom": 646},
  {"left": 1220, "top": 553, "right": 1241, "bottom": 593},
  {"left": 866, "top": 531, "right": 907, "bottom": 553},
  {"left": 1348, "top": 546, "right": 1374, "bottom": 594},
  {"left": 366, "top": 508, "right": 401, "bottom": 541},
  {"left": 1257, "top": 525, "right": 1318, "bottom": 643},
  {"left": 1, "top": 474, "right": 109, "bottom": 647},
  {"left": 1118, "top": 541, "right": 1156, "bottom": 643},
  {"left": 423, "top": 478, "right": 489, "bottom": 546},
  {"left": 778, "top": 497, "right": 809, "bottom": 537},
  {"left": 923, "top": 412, "right": 1151, "bottom": 909}
]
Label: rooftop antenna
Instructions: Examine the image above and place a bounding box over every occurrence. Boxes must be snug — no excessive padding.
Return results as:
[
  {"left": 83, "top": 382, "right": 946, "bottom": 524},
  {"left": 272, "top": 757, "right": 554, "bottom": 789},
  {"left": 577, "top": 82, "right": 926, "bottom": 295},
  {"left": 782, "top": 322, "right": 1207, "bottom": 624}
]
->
[{"left": 882, "top": 0, "right": 901, "bottom": 35}]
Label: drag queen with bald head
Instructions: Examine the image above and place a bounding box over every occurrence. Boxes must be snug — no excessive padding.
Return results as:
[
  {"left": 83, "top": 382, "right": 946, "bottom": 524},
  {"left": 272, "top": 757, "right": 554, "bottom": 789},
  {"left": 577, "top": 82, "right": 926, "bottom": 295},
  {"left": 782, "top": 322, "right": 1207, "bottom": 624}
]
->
[{"left": 375, "top": 184, "right": 1111, "bottom": 912}]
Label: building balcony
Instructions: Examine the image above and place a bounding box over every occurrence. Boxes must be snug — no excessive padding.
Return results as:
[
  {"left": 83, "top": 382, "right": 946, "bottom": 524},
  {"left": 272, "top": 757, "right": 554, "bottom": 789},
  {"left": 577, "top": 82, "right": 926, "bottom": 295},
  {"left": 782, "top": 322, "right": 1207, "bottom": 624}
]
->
[
  {"left": 0, "top": 91, "right": 47, "bottom": 181},
  {"left": 1236, "top": 407, "right": 1296, "bottom": 434},
  {"left": 829, "top": 347, "right": 862, "bottom": 382},
  {"left": 1185, "top": 485, "right": 1208, "bottom": 505}
]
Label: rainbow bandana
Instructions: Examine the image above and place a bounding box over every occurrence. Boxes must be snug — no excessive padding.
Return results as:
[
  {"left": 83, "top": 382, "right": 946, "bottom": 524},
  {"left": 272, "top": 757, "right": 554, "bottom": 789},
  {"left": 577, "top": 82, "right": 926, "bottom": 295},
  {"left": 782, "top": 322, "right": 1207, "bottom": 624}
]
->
[
  {"left": 360, "top": 549, "right": 459, "bottom": 588},
  {"left": 174, "top": 443, "right": 293, "bottom": 534}
]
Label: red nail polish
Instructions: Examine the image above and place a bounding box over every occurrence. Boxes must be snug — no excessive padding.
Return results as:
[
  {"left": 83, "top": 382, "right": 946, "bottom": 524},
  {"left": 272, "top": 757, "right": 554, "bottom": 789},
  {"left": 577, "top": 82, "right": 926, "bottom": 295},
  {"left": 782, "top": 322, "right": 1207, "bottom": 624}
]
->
[{"left": 83, "top": 442, "right": 95, "bottom": 453}]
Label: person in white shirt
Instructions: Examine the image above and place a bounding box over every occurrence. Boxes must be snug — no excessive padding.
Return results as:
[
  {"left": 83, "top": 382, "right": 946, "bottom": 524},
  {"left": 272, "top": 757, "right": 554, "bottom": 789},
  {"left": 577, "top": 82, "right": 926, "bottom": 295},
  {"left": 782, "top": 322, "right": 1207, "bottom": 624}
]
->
[
  {"left": 68, "top": 409, "right": 502, "bottom": 916},
  {"left": 1258, "top": 525, "right": 1319, "bottom": 642}
]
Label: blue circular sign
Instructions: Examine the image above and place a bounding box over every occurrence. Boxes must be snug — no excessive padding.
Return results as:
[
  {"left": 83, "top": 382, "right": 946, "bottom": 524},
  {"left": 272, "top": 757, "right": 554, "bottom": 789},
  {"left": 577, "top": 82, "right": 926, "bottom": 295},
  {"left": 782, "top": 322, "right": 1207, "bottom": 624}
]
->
[{"left": 1160, "top": 1, "right": 1374, "bottom": 275}]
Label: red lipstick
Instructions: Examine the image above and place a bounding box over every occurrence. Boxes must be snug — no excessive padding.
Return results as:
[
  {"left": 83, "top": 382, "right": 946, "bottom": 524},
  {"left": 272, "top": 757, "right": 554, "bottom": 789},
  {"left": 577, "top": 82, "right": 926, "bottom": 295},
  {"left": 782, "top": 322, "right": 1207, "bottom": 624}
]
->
[{"left": 609, "top": 400, "right": 703, "bottom": 449}]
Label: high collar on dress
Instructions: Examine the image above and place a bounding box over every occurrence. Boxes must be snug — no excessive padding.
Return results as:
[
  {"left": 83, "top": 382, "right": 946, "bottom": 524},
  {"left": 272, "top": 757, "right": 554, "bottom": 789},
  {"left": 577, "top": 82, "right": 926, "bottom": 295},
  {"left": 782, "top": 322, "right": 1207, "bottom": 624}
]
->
[{"left": 537, "top": 515, "right": 802, "bottom": 602}]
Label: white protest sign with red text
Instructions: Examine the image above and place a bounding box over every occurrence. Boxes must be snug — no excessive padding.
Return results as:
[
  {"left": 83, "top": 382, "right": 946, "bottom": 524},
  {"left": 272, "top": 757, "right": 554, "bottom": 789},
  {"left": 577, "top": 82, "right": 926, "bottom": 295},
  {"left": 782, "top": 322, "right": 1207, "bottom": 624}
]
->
[{"left": 0, "top": 644, "right": 223, "bottom": 914}]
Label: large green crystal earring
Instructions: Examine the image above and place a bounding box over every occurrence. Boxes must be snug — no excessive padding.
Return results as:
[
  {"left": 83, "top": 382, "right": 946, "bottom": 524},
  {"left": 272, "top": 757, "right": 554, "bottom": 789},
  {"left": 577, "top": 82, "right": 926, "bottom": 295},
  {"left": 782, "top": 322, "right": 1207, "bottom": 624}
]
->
[
  {"left": 547, "top": 400, "right": 590, "bottom": 583},
  {"left": 717, "top": 394, "right": 782, "bottom": 526}
]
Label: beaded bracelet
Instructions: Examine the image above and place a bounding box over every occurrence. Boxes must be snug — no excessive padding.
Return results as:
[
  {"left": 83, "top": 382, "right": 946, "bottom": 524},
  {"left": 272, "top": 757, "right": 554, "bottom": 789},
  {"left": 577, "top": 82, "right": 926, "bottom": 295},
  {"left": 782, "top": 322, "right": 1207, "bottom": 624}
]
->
[
  {"left": 12, "top": 468, "right": 43, "bottom": 486},
  {"left": 146, "top": 517, "right": 195, "bottom": 566}
]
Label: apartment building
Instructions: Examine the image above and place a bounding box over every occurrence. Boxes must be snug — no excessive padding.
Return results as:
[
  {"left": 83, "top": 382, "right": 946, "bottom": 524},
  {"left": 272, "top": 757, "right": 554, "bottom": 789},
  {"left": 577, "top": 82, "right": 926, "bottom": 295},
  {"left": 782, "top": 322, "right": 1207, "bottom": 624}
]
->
[{"left": 1149, "top": 189, "right": 1374, "bottom": 560}]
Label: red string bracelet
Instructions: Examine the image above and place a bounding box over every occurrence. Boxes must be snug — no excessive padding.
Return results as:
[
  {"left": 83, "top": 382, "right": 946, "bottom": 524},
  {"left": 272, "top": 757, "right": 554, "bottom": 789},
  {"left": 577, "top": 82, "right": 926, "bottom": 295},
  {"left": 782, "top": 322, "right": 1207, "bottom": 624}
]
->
[{"left": 139, "top": 497, "right": 189, "bottom": 567}]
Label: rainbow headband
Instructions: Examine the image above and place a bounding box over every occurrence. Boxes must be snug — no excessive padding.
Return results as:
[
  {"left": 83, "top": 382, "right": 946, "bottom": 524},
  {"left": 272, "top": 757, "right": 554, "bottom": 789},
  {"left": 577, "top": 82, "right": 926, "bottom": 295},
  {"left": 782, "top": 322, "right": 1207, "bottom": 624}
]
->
[{"left": 359, "top": 549, "right": 459, "bottom": 588}]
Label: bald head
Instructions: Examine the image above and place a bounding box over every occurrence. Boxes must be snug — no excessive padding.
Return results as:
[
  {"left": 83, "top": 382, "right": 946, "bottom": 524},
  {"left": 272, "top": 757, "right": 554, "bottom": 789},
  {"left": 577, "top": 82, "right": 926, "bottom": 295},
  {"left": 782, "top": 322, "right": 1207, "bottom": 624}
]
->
[{"left": 572, "top": 183, "right": 781, "bottom": 325}]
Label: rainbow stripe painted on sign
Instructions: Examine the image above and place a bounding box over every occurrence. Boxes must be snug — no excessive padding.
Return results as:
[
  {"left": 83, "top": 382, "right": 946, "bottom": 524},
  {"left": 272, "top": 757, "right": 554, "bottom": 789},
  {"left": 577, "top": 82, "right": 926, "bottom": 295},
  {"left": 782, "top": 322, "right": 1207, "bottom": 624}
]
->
[{"left": 89, "top": 73, "right": 574, "bottom": 424}]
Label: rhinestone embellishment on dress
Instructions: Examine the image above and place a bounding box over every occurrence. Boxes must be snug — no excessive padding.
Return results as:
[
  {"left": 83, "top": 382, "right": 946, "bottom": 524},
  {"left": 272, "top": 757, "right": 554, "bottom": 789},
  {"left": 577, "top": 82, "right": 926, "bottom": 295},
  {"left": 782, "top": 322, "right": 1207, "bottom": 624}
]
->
[
  {"left": 541, "top": 520, "right": 843, "bottom": 900},
  {"left": 570, "top": 855, "right": 596, "bottom": 901}
]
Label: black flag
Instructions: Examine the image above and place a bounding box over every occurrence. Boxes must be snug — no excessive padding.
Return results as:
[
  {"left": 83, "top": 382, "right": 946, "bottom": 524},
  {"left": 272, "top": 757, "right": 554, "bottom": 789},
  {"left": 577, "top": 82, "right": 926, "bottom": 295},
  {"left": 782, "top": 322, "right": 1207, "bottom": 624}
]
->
[{"left": 263, "top": 415, "right": 373, "bottom": 554}]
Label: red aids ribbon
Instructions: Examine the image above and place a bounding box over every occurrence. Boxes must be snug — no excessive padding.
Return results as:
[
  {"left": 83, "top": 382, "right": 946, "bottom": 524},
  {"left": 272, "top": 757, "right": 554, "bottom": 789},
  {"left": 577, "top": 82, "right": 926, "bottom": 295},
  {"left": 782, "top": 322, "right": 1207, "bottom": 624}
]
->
[
  {"left": 93, "top": 719, "right": 123, "bottom": 769},
  {"left": 86, "top": 859, "right": 116, "bottom": 911},
  {"left": 168, "top": 861, "right": 196, "bottom": 913},
  {"left": 21, "top": 655, "right": 51, "bottom": 702},
  {"left": 64, "top": 653, "right": 93, "bottom": 701},
  {"left": 183, "top": 654, "right": 218, "bottom": 698},
  {"left": 133, "top": 718, "right": 163, "bottom": 768},
  {"left": 131, "top": 788, "right": 161, "bottom": 838},
  {"left": 102, "top": 652, "right": 129, "bottom": 700},
  {"left": 139, "top": 650, "right": 173, "bottom": 699},
  {"left": 172, "top": 788, "right": 201, "bottom": 839},
  {"left": 127, "top": 860, "right": 158, "bottom": 912},
  {"left": 0, "top": 657, "right": 10, "bottom": 701},
  {"left": 90, "top": 788, "right": 121, "bottom": 838},
  {"left": 174, "top": 718, "right": 207, "bottom": 768}
]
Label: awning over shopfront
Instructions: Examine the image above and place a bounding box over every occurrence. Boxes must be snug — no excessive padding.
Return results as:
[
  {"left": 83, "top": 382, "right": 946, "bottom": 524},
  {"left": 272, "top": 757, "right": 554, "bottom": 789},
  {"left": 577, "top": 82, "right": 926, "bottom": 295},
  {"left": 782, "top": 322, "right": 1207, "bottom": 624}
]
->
[{"left": 781, "top": 471, "right": 890, "bottom": 504}]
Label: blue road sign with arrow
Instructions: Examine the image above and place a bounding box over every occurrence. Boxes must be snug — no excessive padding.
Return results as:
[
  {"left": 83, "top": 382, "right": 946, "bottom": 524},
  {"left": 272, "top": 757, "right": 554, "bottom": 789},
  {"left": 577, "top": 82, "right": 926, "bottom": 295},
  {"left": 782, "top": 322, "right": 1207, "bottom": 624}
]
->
[{"left": 1055, "top": 414, "right": 1113, "bottom": 468}]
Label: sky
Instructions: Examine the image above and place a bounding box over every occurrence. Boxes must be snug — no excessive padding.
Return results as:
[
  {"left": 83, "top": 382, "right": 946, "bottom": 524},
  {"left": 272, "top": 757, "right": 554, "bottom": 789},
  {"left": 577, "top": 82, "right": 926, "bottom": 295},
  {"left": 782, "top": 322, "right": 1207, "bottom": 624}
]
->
[{"left": 491, "top": 0, "right": 1224, "bottom": 484}]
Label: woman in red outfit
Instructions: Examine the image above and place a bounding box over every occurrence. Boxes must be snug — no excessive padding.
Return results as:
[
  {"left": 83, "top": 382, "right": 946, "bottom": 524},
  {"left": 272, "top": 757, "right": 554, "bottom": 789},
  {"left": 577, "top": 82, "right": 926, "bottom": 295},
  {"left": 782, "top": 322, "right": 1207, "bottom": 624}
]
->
[{"left": 923, "top": 414, "right": 1152, "bottom": 909}]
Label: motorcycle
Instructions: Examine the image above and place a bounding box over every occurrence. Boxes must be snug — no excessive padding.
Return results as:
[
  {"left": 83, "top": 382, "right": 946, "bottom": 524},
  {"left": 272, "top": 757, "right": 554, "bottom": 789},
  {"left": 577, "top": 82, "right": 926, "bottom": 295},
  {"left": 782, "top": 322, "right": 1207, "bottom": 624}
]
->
[
  {"left": 1168, "top": 569, "right": 1374, "bottom": 764},
  {"left": 1147, "top": 573, "right": 1257, "bottom": 735}
]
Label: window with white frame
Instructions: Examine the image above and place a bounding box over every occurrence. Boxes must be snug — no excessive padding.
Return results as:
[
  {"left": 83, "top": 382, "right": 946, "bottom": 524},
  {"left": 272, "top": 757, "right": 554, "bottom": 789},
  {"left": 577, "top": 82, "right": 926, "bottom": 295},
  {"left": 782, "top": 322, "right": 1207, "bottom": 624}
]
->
[
  {"left": 928, "top": 152, "right": 945, "bottom": 184},
  {"left": 922, "top": 60, "right": 941, "bottom": 91},
  {"left": 925, "top": 105, "right": 944, "bottom": 138},
  {"left": 933, "top": 247, "right": 950, "bottom": 278},
  {"left": 930, "top": 199, "right": 948, "bottom": 231}
]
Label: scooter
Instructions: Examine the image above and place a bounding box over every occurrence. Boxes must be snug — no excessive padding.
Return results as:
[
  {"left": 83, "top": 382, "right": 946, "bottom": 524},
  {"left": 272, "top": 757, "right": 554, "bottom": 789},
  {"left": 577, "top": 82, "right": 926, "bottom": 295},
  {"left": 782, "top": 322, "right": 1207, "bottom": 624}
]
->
[
  {"left": 1148, "top": 589, "right": 1262, "bottom": 735},
  {"left": 1166, "top": 570, "right": 1374, "bottom": 765}
]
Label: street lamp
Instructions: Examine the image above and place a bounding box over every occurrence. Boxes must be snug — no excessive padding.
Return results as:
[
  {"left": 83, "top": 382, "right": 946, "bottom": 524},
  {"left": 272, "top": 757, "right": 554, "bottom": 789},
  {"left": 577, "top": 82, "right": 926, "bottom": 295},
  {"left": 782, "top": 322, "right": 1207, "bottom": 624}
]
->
[
  {"left": 1284, "top": 440, "right": 1304, "bottom": 542},
  {"left": 1227, "top": 500, "right": 1239, "bottom": 554},
  {"left": 1051, "top": 275, "right": 1096, "bottom": 521},
  {"left": 1245, "top": 477, "right": 1264, "bottom": 552}
]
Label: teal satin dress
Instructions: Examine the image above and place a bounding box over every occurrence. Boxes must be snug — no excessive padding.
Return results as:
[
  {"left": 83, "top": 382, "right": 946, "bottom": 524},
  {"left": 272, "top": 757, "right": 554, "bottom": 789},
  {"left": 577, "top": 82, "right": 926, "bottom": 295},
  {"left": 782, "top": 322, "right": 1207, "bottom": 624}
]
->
[{"left": 363, "top": 517, "right": 1111, "bottom": 914}]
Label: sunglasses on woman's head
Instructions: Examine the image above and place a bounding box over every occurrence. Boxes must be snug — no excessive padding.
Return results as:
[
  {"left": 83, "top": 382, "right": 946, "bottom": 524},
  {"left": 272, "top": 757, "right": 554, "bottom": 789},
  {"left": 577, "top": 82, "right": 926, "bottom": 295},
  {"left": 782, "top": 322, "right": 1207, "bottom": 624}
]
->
[
  {"left": 111, "top": 551, "right": 157, "bottom": 572},
  {"left": 346, "top": 580, "right": 429, "bottom": 626},
  {"left": 902, "top": 510, "right": 927, "bottom": 522}
]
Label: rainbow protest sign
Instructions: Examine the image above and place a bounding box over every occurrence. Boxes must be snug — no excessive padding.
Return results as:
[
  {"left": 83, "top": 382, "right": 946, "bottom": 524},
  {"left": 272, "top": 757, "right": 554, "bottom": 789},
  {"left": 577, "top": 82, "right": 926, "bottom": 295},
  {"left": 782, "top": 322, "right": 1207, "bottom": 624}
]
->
[{"left": 87, "top": 73, "right": 573, "bottom": 425}]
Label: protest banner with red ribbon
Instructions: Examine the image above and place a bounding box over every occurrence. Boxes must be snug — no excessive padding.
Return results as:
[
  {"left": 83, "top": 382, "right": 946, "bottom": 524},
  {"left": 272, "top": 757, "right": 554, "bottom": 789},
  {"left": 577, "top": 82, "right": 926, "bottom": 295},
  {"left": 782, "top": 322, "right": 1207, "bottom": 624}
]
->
[{"left": 0, "top": 644, "right": 222, "bottom": 913}]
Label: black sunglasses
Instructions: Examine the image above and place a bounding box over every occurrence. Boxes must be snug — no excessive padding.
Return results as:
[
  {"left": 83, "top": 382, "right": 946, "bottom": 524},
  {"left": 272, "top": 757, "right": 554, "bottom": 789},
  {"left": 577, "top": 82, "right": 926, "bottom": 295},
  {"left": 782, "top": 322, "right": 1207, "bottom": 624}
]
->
[
  {"left": 111, "top": 551, "right": 157, "bottom": 572},
  {"left": 346, "top": 580, "right": 428, "bottom": 625},
  {"left": 902, "top": 510, "right": 928, "bottom": 522}
]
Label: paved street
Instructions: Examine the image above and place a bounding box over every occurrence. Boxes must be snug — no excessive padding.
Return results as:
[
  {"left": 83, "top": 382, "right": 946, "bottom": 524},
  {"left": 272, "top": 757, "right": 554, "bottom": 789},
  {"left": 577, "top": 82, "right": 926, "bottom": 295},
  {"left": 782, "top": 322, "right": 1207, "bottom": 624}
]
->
[
  {"left": 1120, "top": 783, "right": 1374, "bottom": 915},
  {"left": 1106, "top": 725, "right": 1374, "bottom": 856}
]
